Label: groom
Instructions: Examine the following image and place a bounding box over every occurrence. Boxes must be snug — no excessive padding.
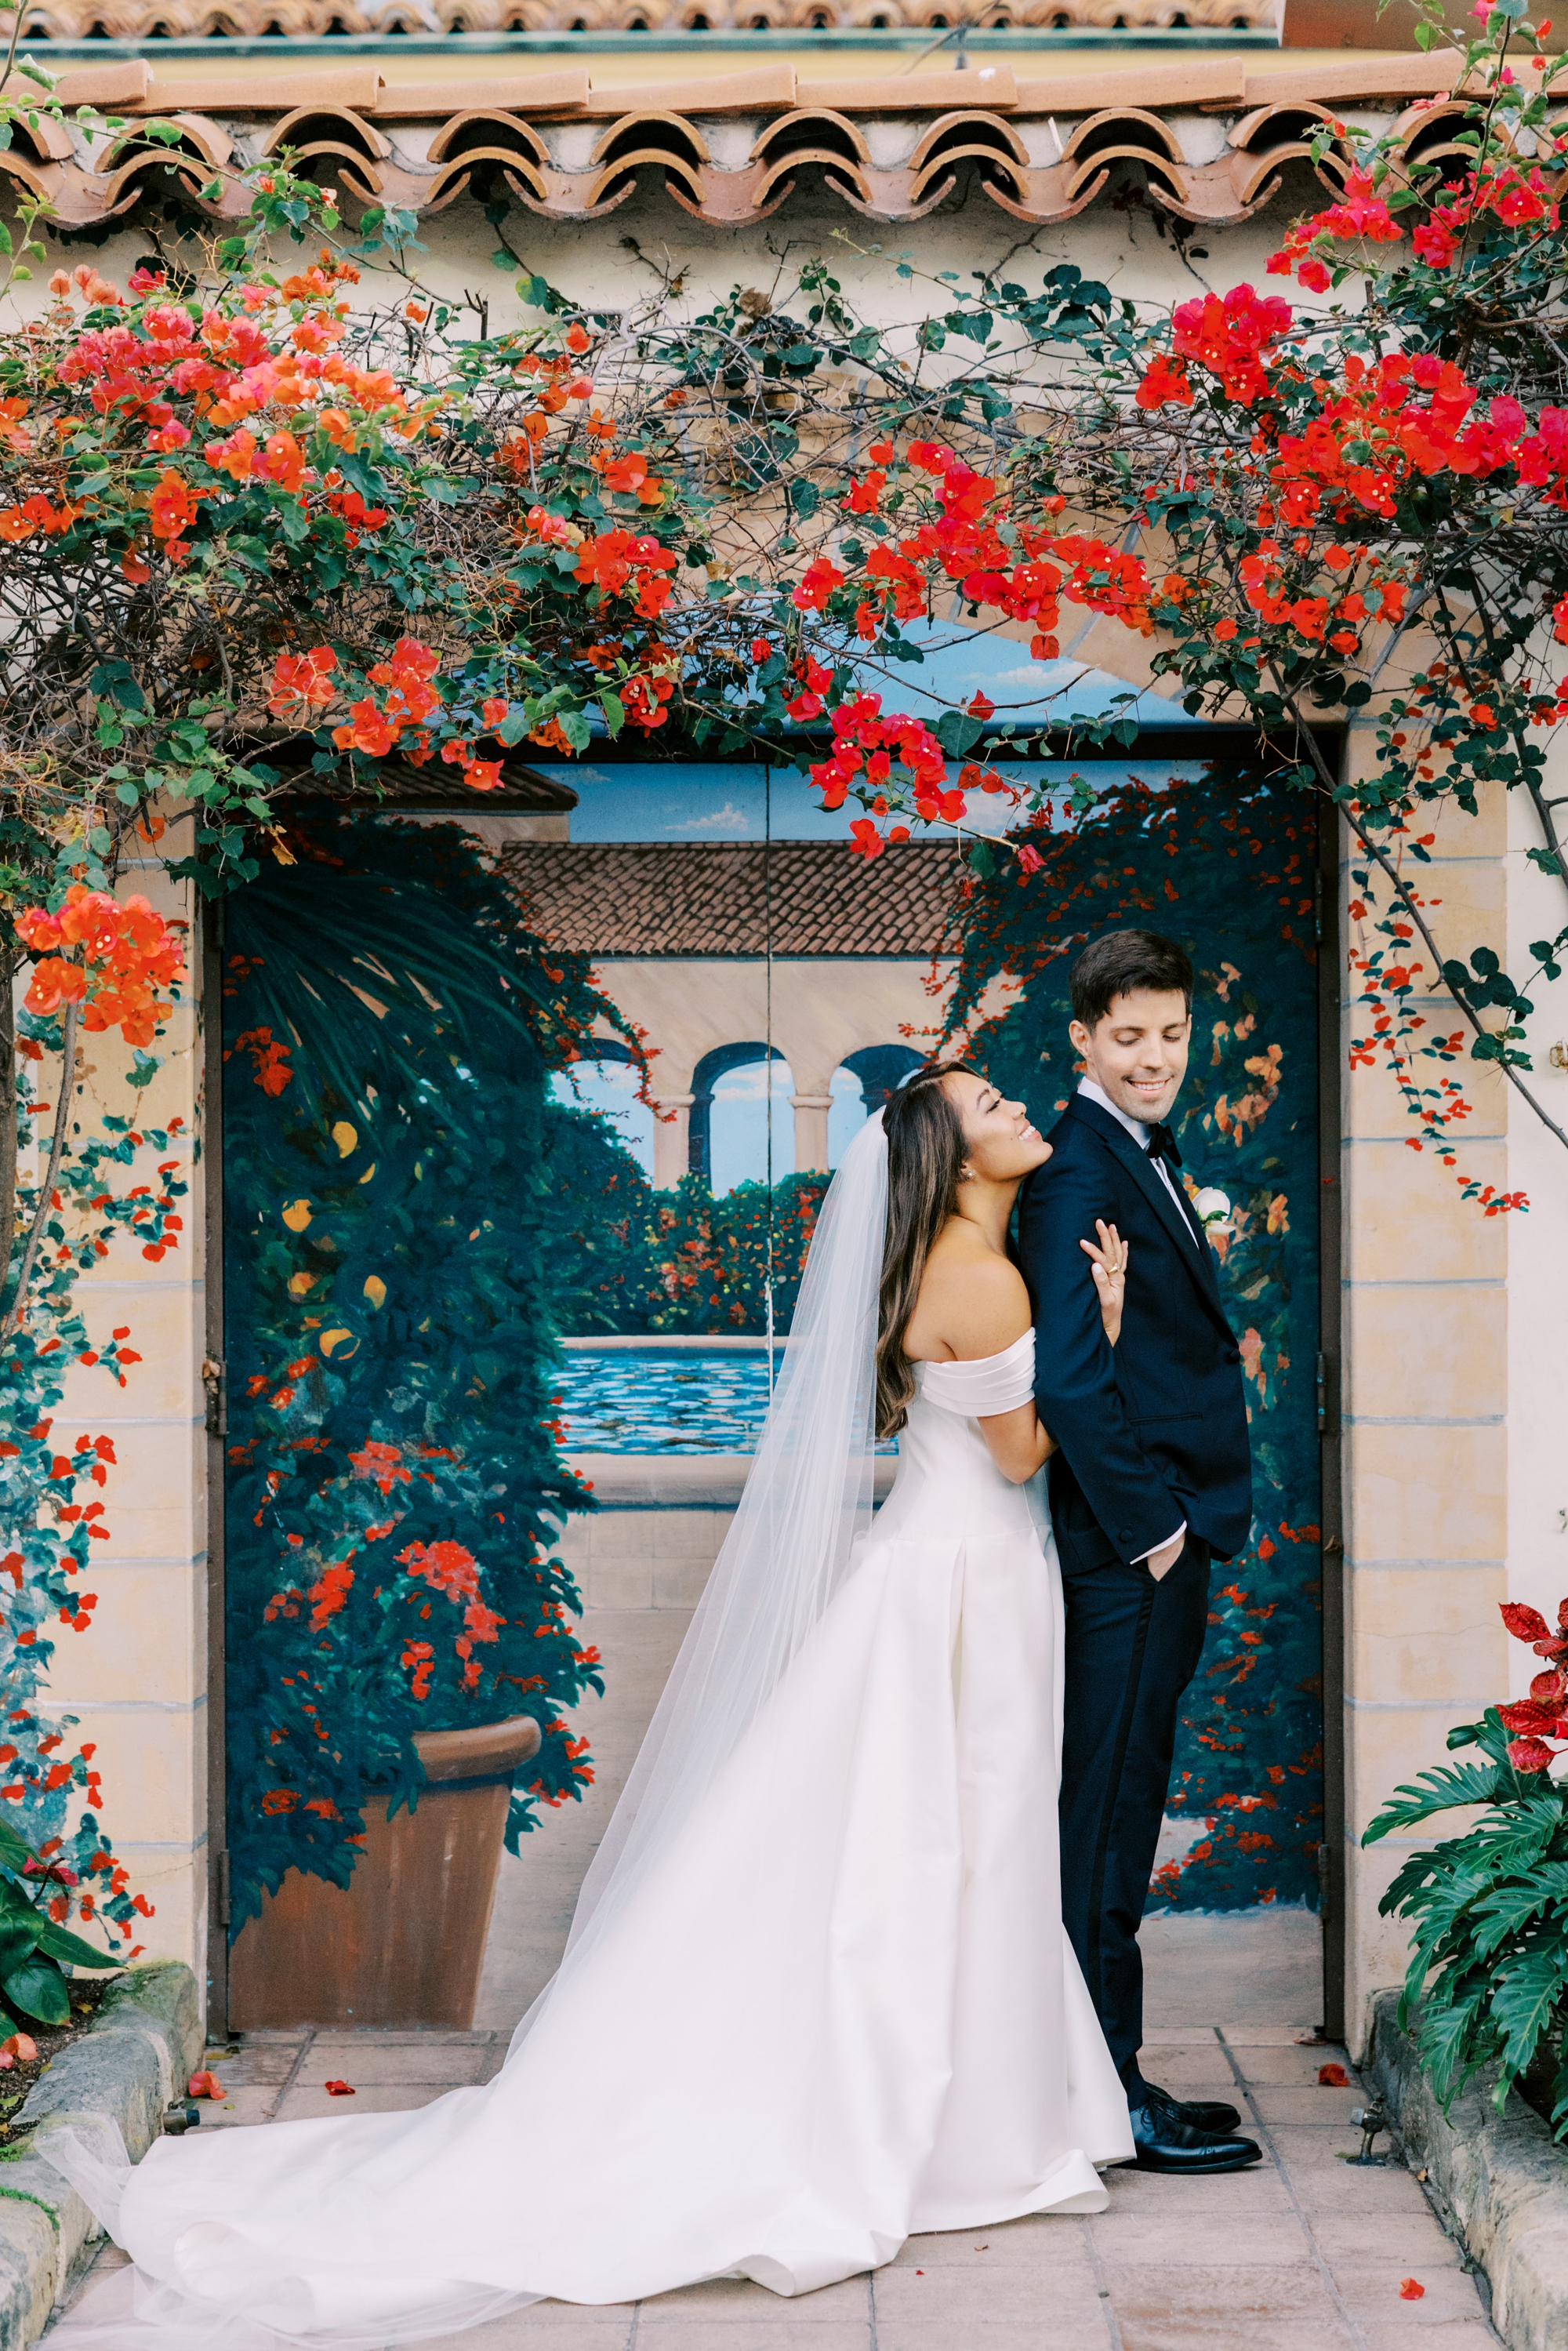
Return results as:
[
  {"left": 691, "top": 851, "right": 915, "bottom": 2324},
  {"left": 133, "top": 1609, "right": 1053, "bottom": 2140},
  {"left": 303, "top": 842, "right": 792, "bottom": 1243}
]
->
[{"left": 1018, "top": 928, "right": 1260, "bottom": 2174}]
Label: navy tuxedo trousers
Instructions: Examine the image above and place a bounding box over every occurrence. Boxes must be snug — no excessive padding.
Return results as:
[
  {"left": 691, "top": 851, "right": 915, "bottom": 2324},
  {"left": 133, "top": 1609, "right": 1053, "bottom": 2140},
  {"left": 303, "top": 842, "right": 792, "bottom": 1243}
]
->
[{"left": 1052, "top": 1457, "right": 1211, "bottom": 2092}]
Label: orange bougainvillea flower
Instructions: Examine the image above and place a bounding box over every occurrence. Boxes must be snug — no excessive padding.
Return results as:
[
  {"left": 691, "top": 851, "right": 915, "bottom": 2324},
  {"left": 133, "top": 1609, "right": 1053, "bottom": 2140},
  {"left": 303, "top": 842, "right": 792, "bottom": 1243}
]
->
[
  {"left": 147, "top": 470, "right": 198, "bottom": 541},
  {"left": 187, "top": 2070, "right": 224, "bottom": 2098},
  {"left": 15, "top": 887, "right": 187, "bottom": 1050},
  {"left": 268, "top": 645, "right": 338, "bottom": 718},
  {"left": 1399, "top": 2280, "right": 1425, "bottom": 2301},
  {"left": 1317, "top": 2062, "right": 1349, "bottom": 2086}
]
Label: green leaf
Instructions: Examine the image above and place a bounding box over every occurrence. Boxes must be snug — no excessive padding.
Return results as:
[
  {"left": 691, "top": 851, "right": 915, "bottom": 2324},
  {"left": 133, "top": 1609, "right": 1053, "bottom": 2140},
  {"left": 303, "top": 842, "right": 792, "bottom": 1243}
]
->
[
  {"left": 2, "top": 1954, "right": 70, "bottom": 2027},
  {"left": 0, "top": 222, "right": 12, "bottom": 259},
  {"left": 1363, "top": 1757, "right": 1507, "bottom": 1840},
  {"left": 1494, "top": 1948, "right": 1566, "bottom": 2080},
  {"left": 600, "top": 691, "right": 625, "bottom": 739},
  {"left": 31, "top": 1918, "right": 120, "bottom": 1971},
  {"left": 1417, "top": 1976, "right": 1493, "bottom": 2106},
  {"left": 0, "top": 1822, "right": 33, "bottom": 1874},
  {"left": 935, "top": 709, "right": 984, "bottom": 758},
  {"left": 0, "top": 1922, "right": 38, "bottom": 1988}
]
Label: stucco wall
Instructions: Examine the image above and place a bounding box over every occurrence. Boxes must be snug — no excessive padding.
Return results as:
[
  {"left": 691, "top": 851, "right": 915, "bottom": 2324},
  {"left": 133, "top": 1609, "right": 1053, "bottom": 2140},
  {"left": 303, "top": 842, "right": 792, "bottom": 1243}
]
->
[{"left": 15, "top": 140, "right": 1565, "bottom": 2034}]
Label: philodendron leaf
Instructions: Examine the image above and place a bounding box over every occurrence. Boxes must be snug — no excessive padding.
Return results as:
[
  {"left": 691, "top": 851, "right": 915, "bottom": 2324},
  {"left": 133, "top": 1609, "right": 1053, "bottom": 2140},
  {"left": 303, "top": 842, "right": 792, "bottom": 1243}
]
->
[
  {"left": 0, "top": 1821, "right": 32, "bottom": 1873},
  {"left": 1, "top": 1955, "right": 70, "bottom": 2028},
  {"left": 32, "top": 1919, "right": 120, "bottom": 1971}
]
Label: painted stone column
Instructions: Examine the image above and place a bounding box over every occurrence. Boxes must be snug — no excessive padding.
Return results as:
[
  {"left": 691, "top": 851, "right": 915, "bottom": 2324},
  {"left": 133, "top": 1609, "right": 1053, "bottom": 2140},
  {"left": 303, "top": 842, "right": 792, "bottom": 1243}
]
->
[
  {"left": 651, "top": 1093, "right": 694, "bottom": 1191},
  {"left": 789, "top": 1092, "right": 833, "bottom": 1176}
]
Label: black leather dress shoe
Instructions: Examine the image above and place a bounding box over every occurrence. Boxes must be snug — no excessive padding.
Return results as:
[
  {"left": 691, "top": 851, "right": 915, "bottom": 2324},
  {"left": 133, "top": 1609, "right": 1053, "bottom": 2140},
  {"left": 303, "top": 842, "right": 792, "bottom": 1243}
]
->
[
  {"left": 1125, "top": 2098, "right": 1264, "bottom": 2174},
  {"left": 1143, "top": 2080, "right": 1243, "bottom": 2135}
]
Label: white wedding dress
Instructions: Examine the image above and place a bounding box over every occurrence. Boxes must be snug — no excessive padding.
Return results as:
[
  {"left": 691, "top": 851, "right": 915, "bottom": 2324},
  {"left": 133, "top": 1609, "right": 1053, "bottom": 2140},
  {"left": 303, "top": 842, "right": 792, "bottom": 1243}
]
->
[{"left": 46, "top": 1128, "right": 1131, "bottom": 2347}]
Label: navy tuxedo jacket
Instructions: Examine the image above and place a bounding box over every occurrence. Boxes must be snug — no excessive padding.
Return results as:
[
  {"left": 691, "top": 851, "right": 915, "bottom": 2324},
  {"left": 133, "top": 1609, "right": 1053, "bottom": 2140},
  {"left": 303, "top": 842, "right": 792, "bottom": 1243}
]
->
[{"left": 1016, "top": 1092, "right": 1252, "bottom": 1564}]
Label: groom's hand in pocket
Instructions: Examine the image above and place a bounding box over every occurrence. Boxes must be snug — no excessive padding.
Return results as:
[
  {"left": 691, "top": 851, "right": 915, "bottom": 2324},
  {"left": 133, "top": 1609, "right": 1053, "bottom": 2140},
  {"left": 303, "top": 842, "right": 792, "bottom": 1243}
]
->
[{"left": 1145, "top": 1532, "right": 1185, "bottom": 1582}]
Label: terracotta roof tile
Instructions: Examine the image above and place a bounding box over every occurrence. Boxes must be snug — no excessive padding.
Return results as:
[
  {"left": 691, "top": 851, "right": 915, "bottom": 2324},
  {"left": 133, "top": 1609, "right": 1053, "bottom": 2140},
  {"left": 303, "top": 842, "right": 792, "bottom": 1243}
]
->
[
  {"left": 1013, "top": 56, "right": 1251, "bottom": 112},
  {"left": 1242, "top": 51, "right": 1465, "bottom": 104},
  {"left": 10, "top": 49, "right": 1478, "bottom": 232},
  {"left": 499, "top": 841, "right": 965, "bottom": 958}
]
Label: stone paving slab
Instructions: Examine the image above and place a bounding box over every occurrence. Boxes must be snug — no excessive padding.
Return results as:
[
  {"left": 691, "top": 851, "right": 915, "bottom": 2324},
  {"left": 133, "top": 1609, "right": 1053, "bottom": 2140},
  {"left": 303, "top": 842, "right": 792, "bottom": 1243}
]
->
[{"left": 48, "top": 2026, "right": 1503, "bottom": 2351}]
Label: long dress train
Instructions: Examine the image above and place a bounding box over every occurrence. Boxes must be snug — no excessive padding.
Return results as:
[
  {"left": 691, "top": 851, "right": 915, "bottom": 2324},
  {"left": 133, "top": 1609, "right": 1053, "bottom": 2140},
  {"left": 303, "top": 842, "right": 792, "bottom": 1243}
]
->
[{"left": 46, "top": 1329, "right": 1131, "bottom": 2346}]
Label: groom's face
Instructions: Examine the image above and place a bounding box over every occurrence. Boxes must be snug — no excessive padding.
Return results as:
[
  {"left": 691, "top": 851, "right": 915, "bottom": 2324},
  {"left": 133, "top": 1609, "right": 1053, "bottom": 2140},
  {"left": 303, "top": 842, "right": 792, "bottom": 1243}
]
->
[{"left": 1070, "top": 988, "right": 1192, "bottom": 1126}]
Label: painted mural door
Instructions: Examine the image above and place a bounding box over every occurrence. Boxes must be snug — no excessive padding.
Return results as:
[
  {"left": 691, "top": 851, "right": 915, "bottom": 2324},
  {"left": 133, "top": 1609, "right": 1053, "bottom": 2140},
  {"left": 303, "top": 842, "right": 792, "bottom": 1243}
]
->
[
  {"left": 215, "top": 761, "right": 1325, "bottom": 2033},
  {"left": 953, "top": 763, "right": 1325, "bottom": 1919}
]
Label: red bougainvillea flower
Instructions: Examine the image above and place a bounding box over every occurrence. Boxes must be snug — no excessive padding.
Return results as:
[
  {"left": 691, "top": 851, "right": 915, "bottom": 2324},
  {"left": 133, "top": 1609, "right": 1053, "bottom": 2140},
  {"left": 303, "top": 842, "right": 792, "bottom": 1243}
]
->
[
  {"left": 1317, "top": 2063, "right": 1349, "bottom": 2086},
  {"left": 1399, "top": 2281, "right": 1425, "bottom": 2302},
  {"left": 1170, "top": 283, "right": 1294, "bottom": 406},
  {"left": 793, "top": 556, "right": 848, "bottom": 612},
  {"left": 324, "top": 2079, "right": 356, "bottom": 2096},
  {"left": 187, "top": 2070, "right": 224, "bottom": 2098},
  {"left": 1135, "top": 354, "right": 1193, "bottom": 412}
]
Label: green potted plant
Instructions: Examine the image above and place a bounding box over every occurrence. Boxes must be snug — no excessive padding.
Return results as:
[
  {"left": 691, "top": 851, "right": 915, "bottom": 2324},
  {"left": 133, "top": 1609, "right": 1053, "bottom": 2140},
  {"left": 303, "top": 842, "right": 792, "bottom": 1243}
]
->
[
  {"left": 1363, "top": 1597, "right": 1568, "bottom": 2138},
  {"left": 223, "top": 818, "right": 622, "bottom": 2029}
]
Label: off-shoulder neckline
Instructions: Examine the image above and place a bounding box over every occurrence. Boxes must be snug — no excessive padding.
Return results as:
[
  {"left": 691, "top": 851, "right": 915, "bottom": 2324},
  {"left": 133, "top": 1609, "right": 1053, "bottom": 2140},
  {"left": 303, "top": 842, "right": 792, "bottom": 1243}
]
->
[{"left": 910, "top": 1329, "right": 1034, "bottom": 1374}]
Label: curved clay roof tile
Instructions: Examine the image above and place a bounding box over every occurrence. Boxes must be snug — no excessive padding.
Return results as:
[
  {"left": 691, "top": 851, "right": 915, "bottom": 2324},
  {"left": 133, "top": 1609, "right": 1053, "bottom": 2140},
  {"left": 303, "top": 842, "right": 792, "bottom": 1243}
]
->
[
  {"left": 426, "top": 110, "right": 552, "bottom": 165},
  {"left": 1227, "top": 99, "right": 1341, "bottom": 152},
  {"left": 980, "top": 160, "right": 1108, "bottom": 227},
  {"left": 910, "top": 148, "right": 1027, "bottom": 208},
  {"left": 1061, "top": 106, "right": 1185, "bottom": 166},
  {"left": 583, "top": 151, "right": 709, "bottom": 211},
  {"left": 750, "top": 107, "right": 872, "bottom": 166},
  {"left": 262, "top": 104, "right": 393, "bottom": 161},
  {"left": 425, "top": 147, "right": 550, "bottom": 209},
  {"left": 833, "top": 162, "right": 956, "bottom": 222},
  {"left": 909, "top": 111, "right": 1030, "bottom": 173},
  {"left": 591, "top": 111, "right": 713, "bottom": 166}
]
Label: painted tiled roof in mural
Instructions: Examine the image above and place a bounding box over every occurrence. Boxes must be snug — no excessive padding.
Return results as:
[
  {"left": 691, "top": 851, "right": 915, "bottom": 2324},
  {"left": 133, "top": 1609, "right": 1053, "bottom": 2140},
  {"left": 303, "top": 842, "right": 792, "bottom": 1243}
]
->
[
  {"left": 1, "top": 49, "right": 1475, "bottom": 231},
  {"left": 500, "top": 839, "right": 966, "bottom": 955}
]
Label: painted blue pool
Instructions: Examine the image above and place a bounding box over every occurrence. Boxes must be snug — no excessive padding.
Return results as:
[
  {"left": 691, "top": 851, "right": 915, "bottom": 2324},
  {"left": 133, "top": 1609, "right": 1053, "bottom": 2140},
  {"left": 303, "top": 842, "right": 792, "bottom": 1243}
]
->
[{"left": 556, "top": 1347, "right": 777, "bottom": 1454}]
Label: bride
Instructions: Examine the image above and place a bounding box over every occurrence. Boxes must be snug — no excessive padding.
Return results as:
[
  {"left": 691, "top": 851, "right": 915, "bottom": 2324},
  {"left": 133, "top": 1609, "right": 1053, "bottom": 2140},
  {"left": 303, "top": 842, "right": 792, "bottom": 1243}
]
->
[{"left": 48, "top": 1061, "right": 1134, "bottom": 2346}]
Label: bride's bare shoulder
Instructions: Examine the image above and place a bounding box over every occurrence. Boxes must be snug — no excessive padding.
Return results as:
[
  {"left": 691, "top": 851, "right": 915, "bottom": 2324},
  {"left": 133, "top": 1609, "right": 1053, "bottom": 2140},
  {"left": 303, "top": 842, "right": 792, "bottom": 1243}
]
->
[{"left": 905, "top": 1224, "right": 1031, "bottom": 1364}]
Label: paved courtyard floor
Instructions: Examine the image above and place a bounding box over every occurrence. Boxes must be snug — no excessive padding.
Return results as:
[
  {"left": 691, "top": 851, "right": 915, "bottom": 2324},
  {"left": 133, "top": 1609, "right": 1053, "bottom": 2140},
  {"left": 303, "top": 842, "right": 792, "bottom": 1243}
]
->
[{"left": 51, "top": 2022, "right": 1499, "bottom": 2351}]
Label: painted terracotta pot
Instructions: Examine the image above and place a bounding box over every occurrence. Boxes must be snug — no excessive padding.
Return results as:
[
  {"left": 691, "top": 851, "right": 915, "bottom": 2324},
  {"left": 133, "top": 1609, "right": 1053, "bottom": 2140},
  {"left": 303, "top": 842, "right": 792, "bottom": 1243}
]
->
[{"left": 228, "top": 1715, "right": 543, "bottom": 2031}]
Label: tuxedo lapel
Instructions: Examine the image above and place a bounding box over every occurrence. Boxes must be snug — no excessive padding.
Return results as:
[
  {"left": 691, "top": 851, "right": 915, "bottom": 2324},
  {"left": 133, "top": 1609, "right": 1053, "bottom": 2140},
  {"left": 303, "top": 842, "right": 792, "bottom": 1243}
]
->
[{"left": 1062, "top": 1096, "right": 1229, "bottom": 1324}]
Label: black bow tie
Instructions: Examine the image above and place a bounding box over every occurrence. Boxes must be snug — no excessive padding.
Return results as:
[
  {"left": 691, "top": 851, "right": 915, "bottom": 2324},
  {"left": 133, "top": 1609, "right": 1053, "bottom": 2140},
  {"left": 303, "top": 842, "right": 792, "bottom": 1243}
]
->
[{"left": 1145, "top": 1122, "right": 1182, "bottom": 1168}]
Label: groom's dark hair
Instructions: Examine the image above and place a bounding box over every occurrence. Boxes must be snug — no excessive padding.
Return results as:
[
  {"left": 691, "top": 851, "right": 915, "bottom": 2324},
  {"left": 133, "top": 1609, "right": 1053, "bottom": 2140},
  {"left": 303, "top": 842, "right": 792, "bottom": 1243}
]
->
[{"left": 1069, "top": 929, "right": 1193, "bottom": 1028}]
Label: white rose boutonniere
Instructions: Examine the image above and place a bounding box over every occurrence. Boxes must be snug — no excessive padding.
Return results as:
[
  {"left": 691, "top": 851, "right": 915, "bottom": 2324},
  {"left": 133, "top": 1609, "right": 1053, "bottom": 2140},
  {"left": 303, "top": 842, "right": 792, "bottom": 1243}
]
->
[{"left": 1192, "top": 1187, "right": 1232, "bottom": 1231}]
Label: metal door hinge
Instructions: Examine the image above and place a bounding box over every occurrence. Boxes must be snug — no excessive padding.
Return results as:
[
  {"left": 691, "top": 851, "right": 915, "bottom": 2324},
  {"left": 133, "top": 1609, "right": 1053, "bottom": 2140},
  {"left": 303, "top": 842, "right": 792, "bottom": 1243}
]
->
[
  {"left": 1316, "top": 1351, "right": 1328, "bottom": 1435},
  {"left": 1313, "top": 867, "right": 1325, "bottom": 945},
  {"left": 1317, "top": 1841, "right": 1332, "bottom": 1917},
  {"left": 202, "top": 1356, "right": 227, "bottom": 1438},
  {"left": 216, "top": 1848, "right": 231, "bottom": 1929}
]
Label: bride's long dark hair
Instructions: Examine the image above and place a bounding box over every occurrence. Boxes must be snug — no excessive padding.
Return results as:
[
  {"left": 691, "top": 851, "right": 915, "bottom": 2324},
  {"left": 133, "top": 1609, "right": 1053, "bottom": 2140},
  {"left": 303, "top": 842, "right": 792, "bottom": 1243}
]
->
[{"left": 875, "top": 1060, "right": 979, "bottom": 1439}]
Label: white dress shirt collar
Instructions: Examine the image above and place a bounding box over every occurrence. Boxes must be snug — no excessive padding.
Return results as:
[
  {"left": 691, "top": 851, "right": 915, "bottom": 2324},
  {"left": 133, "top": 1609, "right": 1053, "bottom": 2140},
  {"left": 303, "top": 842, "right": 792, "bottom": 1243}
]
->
[{"left": 1077, "top": 1075, "right": 1149, "bottom": 1147}]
